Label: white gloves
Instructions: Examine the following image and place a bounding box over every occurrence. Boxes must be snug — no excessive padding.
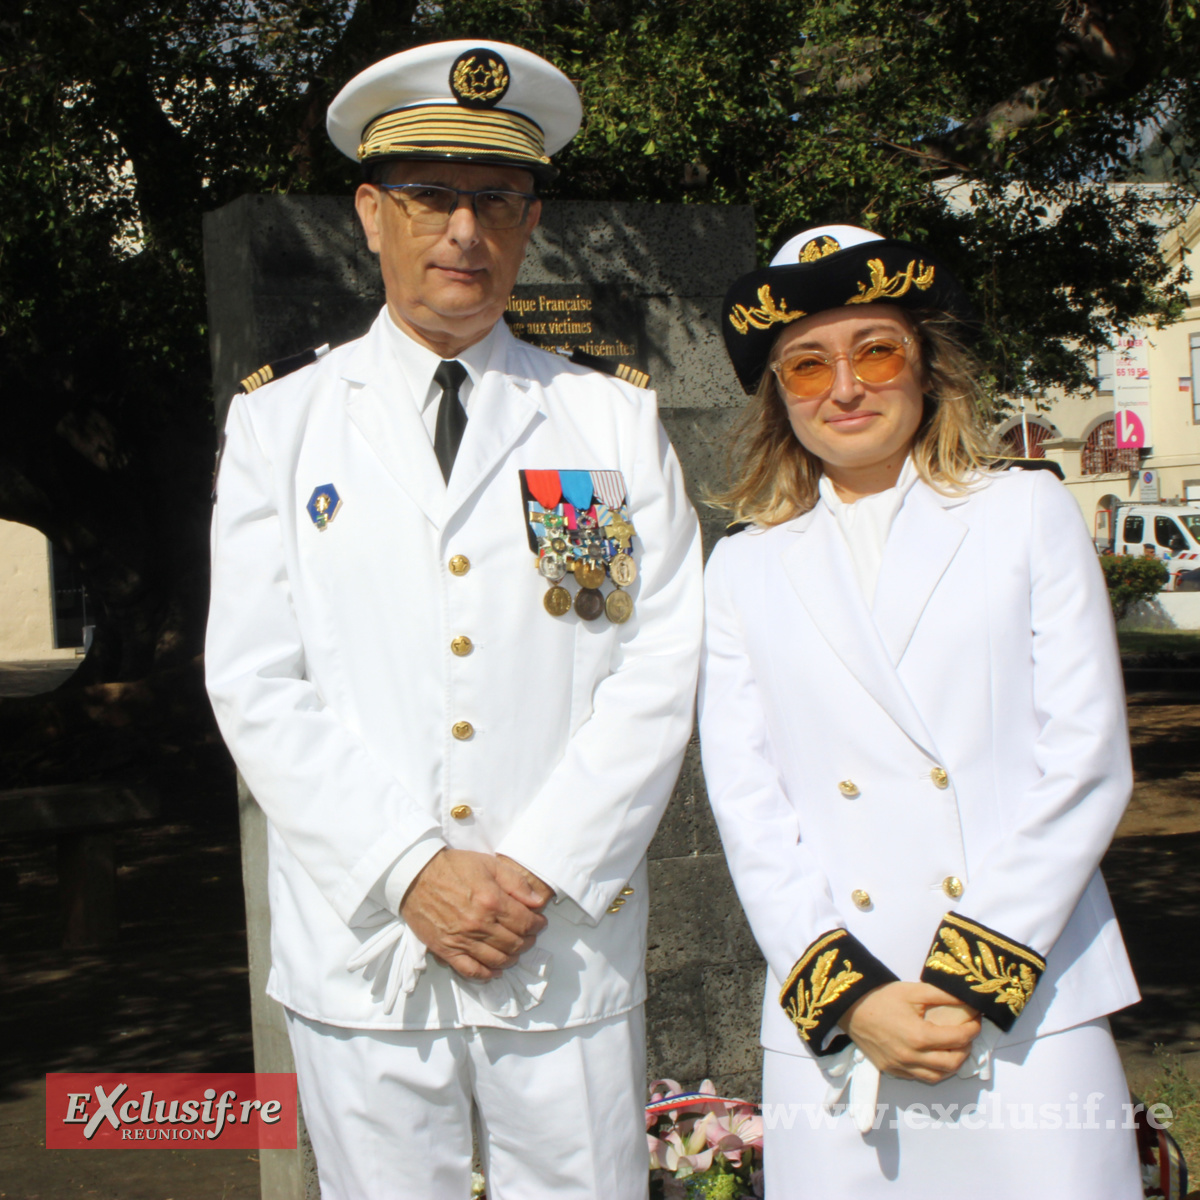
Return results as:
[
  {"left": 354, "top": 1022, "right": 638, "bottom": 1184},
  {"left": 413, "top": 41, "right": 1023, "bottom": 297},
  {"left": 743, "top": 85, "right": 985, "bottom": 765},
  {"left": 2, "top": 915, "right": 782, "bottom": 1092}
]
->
[{"left": 346, "top": 917, "right": 552, "bottom": 1018}]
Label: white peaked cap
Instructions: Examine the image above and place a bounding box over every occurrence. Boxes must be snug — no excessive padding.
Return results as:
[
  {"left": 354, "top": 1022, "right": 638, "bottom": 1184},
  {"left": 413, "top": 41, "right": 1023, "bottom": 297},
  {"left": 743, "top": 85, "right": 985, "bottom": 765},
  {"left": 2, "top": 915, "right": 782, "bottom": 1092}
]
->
[
  {"left": 770, "top": 225, "right": 884, "bottom": 267},
  {"left": 327, "top": 40, "right": 582, "bottom": 178}
]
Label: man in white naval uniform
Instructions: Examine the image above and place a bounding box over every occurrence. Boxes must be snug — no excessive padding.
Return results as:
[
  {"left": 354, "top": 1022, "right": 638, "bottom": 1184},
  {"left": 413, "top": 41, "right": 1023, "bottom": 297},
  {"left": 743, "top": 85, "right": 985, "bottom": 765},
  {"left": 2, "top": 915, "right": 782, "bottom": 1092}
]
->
[{"left": 205, "top": 40, "right": 703, "bottom": 1200}]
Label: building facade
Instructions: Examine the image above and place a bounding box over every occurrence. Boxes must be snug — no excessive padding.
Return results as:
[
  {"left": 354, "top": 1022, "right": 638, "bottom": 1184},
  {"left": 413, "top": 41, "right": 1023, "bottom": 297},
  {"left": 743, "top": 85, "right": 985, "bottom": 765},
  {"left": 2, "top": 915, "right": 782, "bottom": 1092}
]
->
[
  {"left": 997, "top": 204, "right": 1200, "bottom": 544},
  {"left": 0, "top": 519, "right": 83, "bottom": 661}
]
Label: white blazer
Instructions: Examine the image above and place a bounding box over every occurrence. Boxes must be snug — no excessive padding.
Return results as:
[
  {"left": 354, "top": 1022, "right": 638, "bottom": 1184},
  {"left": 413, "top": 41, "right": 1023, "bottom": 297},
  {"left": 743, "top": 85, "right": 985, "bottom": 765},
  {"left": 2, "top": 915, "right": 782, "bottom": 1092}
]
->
[
  {"left": 698, "top": 468, "right": 1139, "bottom": 1057},
  {"left": 206, "top": 310, "right": 703, "bottom": 1032}
]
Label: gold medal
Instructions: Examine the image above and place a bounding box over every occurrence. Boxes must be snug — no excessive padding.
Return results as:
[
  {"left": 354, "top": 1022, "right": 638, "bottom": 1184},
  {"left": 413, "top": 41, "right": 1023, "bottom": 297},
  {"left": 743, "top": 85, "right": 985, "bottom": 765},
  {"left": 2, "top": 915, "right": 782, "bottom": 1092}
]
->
[
  {"left": 605, "top": 588, "right": 633, "bottom": 624},
  {"left": 544, "top": 585, "right": 572, "bottom": 616},
  {"left": 574, "top": 587, "right": 604, "bottom": 621},
  {"left": 575, "top": 560, "right": 606, "bottom": 590},
  {"left": 609, "top": 553, "right": 637, "bottom": 587},
  {"left": 538, "top": 553, "right": 567, "bottom": 582},
  {"left": 604, "top": 513, "right": 635, "bottom": 549}
]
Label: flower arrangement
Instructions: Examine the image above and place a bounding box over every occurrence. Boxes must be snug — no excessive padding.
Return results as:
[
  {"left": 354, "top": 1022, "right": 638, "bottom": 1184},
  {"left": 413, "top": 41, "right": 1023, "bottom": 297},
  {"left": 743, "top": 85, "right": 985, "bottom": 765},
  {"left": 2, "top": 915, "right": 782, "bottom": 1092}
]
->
[{"left": 647, "top": 1079, "right": 764, "bottom": 1200}]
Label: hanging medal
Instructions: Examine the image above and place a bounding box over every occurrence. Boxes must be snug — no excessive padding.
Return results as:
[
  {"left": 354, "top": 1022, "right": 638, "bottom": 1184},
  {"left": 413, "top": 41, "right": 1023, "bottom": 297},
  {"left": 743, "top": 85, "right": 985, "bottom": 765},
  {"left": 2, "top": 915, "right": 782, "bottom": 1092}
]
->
[
  {"left": 592, "top": 470, "right": 638, "bottom": 624},
  {"left": 523, "top": 471, "right": 572, "bottom": 616}
]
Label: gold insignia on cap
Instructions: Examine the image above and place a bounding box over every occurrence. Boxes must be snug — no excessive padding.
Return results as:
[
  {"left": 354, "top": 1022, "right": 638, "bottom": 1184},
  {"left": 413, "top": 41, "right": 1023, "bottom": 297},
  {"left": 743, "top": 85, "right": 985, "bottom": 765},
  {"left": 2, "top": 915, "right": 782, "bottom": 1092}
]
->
[
  {"left": 799, "top": 235, "right": 841, "bottom": 263},
  {"left": 846, "top": 258, "right": 936, "bottom": 306},
  {"left": 450, "top": 49, "right": 511, "bottom": 109},
  {"left": 728, "top": 285, "right": 807, "bottom": 335},
  {"left": 358, "top": 106, "right": 546, "bottom": 166}
]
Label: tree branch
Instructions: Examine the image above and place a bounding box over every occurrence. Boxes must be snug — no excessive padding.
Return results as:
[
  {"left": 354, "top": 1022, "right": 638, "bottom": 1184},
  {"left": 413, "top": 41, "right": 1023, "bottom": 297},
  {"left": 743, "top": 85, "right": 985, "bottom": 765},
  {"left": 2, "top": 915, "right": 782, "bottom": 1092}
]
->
[{"left": 920, "top": 0, "right": 1139, "bottom": 170}]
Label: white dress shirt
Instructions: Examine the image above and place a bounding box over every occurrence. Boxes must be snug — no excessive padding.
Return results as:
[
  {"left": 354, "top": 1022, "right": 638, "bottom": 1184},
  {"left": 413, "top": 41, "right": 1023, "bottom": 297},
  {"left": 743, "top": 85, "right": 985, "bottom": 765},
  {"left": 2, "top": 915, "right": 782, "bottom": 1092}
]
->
[
  {"left": 380, "top": 308, "right": 499, "bottom": 444},
  {"left": 817, "top": 457, "right": 919, "bottom": 607}
]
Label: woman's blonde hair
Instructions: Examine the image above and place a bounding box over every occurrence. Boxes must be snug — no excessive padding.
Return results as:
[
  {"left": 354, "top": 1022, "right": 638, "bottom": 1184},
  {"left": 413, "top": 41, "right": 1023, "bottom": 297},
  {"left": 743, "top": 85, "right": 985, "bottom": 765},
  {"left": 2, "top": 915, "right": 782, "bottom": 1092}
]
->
[{"left": 709, "top": 309, "right": 995, "bottom": 526}]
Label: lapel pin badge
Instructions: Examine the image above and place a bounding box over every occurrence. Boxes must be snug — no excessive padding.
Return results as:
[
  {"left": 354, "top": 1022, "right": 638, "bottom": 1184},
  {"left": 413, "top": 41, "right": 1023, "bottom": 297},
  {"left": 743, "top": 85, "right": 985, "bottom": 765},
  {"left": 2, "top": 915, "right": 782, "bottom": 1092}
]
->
[{"left": 306, "top": 483, "right": 342, "bottom": 531}]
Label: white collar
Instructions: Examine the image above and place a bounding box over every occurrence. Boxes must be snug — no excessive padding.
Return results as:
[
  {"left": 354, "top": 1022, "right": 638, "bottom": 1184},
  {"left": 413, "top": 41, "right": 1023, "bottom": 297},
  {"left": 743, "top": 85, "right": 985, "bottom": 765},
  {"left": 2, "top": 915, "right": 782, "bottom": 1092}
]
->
[
  {"left": 380, "top": 311, "right": 501, "bottom": 413},
  {"left": 818, "top": 456, "right": 920, "bottom": 517}
]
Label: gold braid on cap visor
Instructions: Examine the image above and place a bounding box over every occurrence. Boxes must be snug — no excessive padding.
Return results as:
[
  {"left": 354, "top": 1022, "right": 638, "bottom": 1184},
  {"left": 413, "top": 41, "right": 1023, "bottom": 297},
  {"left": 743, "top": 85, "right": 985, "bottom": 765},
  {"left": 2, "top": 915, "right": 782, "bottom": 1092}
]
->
[{"left": 358, "top": 104, "right": 550, "bottom": 166}]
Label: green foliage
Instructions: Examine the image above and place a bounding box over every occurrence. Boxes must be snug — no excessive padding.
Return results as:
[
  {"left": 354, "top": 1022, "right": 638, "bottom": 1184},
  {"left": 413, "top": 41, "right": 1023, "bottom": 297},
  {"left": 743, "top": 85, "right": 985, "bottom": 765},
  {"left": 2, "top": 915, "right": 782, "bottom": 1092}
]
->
[
  {"left": 1100, "top": 554, "right": 1170, "bottom": 621},
  {"left": 1142, "top": 1046, "right": 1200, "bottom": 1179}
]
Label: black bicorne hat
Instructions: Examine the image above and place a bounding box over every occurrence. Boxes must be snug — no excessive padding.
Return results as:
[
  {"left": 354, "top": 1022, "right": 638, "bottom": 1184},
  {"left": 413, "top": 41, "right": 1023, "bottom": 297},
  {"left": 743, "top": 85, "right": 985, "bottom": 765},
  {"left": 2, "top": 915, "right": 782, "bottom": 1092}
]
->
[{"left": 722, "top": 225, "right": 975, "bottom": 392}]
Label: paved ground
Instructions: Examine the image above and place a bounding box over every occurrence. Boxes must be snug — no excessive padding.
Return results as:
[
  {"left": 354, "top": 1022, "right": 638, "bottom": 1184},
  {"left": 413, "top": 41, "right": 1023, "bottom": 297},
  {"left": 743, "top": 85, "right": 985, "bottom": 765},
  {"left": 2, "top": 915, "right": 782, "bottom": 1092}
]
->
[{"left": 0, "top": 665, "right": 1197, "bottom": 1198}]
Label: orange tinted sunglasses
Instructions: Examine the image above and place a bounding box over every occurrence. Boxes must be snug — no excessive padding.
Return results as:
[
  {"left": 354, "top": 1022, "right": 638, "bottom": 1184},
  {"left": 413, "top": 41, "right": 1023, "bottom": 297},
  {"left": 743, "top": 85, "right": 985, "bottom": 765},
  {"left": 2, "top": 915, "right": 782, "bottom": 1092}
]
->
[{"left": 770, "top": 335, "right": 915, "bottom": 399}]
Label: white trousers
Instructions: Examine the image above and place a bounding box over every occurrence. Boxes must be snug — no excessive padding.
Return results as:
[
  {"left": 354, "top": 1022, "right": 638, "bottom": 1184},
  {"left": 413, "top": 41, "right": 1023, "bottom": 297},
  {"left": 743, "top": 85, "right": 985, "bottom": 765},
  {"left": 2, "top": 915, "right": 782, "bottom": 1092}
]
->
[
  {"left": 286, "top": 1006, "right": 649, "bottom": 1200},
  {"left": 762, "top": 1017, "right": 1142, "bottom": 1199}
]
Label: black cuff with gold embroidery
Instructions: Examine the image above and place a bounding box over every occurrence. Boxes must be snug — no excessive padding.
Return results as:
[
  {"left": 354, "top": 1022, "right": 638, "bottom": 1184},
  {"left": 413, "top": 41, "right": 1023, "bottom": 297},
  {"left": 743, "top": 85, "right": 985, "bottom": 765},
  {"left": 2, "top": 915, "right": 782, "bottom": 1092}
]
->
[
  {"left": 920, "top": 913, "right": 1046, "bottom": 1032},
  {"left": 779, "top": 928, "right": 898, "bottom": 1056}
]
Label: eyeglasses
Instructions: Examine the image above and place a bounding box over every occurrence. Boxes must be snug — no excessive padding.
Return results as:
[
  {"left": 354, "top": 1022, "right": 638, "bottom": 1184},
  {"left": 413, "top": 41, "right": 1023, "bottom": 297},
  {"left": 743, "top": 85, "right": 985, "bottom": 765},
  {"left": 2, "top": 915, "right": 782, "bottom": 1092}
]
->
[
  {"left": 770, "top": 335, "right": 915, "bottom": 398},
  {"left": 375, "top": 182, "right": 537, "bottom": 230}
]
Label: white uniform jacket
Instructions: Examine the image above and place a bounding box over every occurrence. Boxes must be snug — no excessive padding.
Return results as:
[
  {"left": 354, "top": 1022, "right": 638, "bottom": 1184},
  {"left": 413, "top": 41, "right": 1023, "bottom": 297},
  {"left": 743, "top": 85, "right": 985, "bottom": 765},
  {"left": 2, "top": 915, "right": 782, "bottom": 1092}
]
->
[
  {"left": 698, "top": 468, "right": 1139, "bottom": 1057},
  {"left": 206, "top": 310, "right": 703, "bottom": 1032}
]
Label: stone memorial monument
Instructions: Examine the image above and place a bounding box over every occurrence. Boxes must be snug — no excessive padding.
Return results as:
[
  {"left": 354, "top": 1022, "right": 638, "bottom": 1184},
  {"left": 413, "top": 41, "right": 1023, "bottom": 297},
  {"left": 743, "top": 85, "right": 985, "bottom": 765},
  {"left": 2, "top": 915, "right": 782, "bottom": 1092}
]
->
[{"left": 203, "top": 195, "right": 763, "bottom": 1199}]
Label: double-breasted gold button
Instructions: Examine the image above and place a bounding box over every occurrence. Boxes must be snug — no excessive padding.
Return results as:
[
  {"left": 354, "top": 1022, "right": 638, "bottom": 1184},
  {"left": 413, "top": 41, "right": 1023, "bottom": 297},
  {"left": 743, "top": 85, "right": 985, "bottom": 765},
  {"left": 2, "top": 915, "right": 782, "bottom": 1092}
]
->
[
  {"left": 452, "top": 721, "right": 474, "bottom": 740},
  {"left": 451, "top": 636, "right": 473, "bottom": 657},
  {"left": 942, "top": 876, "right": 964, "bottom": 899},
  {"left": 851, "top": 889, "right": 871, "bottom": 910},
  {"left": 930, "top": 767, "right": 949, "bottom": 789},
  {"left": 450, "top": 804, "right": 473, "bottom": 820},
  {"left": 621, "top": 887, "right": 635, "bottom": 896},
  {"left": 448, "top": 555, "right": 470, "bottom": 576},
  {"left": 838, "top": 780, "right": 860, "bottom": 798}
]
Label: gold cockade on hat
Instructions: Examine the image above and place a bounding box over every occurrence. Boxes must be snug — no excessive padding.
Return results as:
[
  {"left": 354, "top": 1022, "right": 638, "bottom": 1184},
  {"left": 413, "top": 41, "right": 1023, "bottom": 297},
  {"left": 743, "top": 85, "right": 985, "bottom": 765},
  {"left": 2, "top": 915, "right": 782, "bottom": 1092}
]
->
[
  {"left": 451, "top": 51, "right": 510, "bottom": 107},
  {"left": 728, "top": 285, "right": 807, "bottom": 335},
  {"left": 798, "top": 235, "right": 841, "bottom": 263},
  {"left": 846, "top": 258, "right": 936, "bottom": 305}
]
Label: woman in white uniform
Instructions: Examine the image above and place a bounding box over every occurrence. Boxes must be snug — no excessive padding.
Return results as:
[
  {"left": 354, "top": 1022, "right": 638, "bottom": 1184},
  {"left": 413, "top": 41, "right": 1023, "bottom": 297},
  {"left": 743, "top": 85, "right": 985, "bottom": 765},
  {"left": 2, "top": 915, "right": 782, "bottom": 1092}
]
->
[{"left": 698, "top": 224, "right": 1142, "bottom": 1197}]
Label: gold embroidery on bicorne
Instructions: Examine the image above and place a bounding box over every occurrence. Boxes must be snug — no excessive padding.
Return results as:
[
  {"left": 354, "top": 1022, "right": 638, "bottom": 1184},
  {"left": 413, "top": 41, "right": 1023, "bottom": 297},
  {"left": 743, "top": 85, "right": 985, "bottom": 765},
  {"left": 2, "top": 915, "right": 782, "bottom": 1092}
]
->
[
  {"left": 780, "top": 931, "right": 864, "bottom": 1041},
  {"left": 924, "top": 923, "right": 1042, "bottom": 1018},
  {"left": 846, "top": 258, "right": 936, "bottom": 306},
  {"left": 799, "top": 235, "right": 841, "bottom": 263},
  {"left": 728, "top": 285, "right": 807, "bottom": 335},
  {"left": 452, "top": 55, "right": 510, "bottom": 105}
]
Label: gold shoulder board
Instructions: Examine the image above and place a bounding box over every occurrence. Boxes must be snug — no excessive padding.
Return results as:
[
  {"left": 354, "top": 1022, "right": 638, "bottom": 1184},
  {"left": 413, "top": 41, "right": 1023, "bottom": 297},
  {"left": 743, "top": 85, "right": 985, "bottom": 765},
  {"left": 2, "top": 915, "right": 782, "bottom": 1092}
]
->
[{"left": 239, "top": 343, "right": 331, "bottom": 394}]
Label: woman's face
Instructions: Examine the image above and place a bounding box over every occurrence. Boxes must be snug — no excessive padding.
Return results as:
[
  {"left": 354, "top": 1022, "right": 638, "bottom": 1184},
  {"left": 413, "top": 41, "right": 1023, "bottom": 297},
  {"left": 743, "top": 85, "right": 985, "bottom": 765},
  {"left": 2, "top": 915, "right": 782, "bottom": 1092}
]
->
[{"left": 770, "top": 303, "right": 926, "bottom": 477}]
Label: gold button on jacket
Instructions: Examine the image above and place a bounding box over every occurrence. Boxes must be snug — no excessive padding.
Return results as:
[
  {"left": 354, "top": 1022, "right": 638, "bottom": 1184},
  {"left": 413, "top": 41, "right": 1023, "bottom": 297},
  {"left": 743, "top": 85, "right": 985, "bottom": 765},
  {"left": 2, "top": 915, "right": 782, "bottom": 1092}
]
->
[
  {"left": 448, "top": 555, "right": 470, "bottom": 576},
  {"left": 450, "top": 804, "right": 473, "bottom": 820},
  {"left": 451, "top": 636, "right": 473, "bottom": 656},
  {"left": 838, "top": 780, "right": 860, "bottom": 798},
  {"left": 851, "top": 889, "right": 871, "bottom": 910},
  {"left": 930, "top": 766, "right": 949, "bottom": 789},
  {"left": 942, "top": 875, "right": 964, "bottom": 899},
  {"left": 452, "top": 721, "right": 474, "bottom": 740}
]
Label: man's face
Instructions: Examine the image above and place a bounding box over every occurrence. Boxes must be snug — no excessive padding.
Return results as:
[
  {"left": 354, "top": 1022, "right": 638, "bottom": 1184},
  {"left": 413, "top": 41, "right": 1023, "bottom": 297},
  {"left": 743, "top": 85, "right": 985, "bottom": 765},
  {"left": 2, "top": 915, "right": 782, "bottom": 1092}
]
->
[{"left": 354, "top": 159, "right": 541, "bottom": 354}]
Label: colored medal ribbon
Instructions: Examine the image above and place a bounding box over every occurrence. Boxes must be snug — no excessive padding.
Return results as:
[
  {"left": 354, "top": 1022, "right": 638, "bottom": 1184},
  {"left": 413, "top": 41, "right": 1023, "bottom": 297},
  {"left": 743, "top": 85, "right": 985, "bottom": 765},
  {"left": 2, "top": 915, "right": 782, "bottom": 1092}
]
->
[
  {"left": 525, "top": 469, "right": 562, "bottom": 510},
  {"left": 559, "top": 470, "right": 594, "bottom": 511}
]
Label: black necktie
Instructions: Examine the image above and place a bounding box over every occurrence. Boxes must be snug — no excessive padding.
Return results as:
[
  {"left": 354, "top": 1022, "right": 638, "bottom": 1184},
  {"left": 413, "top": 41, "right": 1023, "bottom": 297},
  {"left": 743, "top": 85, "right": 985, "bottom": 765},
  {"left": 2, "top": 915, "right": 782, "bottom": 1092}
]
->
[{"left": 433, "top": 360, "right": 469, "bottom": 482}]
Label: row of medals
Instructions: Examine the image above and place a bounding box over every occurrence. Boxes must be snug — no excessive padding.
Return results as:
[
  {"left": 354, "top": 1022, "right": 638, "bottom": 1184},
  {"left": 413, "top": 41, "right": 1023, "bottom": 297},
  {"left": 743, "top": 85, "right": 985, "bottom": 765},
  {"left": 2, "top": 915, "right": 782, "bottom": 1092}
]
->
[{"left": 538, "top": 536, "right": 637, "bottom": 623}]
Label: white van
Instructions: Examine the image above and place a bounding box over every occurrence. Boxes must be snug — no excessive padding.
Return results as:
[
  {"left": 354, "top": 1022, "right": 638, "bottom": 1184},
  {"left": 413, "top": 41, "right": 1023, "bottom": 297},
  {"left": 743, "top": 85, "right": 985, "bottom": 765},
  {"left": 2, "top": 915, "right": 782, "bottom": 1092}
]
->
[{"left": 1099, "top": 503, "right": 1200, "bottom": 588}]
